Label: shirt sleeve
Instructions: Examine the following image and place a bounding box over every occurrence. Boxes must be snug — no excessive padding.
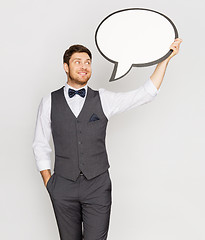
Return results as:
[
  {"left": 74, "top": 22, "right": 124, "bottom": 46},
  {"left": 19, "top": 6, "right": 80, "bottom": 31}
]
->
[
  {"left": 32, "top": 94, "right": 52, "bottom": 171},
  {"left": 99, "top": 78, "right": 160, "bottom": 119}
]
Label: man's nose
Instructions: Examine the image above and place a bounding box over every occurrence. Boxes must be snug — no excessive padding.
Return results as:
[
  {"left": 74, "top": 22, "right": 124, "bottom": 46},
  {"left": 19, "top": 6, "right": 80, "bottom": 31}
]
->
[{"left": 80, "top": 63, "right": 88, "bottom": 69}]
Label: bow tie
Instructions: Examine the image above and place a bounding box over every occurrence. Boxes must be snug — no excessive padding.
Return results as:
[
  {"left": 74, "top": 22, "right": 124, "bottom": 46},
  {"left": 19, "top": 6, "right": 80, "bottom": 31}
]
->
[{"left": 68, "top": 88, "right": 86, "bottom": 98}]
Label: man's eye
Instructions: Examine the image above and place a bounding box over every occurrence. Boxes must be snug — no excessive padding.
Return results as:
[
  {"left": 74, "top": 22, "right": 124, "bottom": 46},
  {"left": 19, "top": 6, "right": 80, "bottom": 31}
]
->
[{"left": 76, "top": 61, "right": 80, "bottom": 64}]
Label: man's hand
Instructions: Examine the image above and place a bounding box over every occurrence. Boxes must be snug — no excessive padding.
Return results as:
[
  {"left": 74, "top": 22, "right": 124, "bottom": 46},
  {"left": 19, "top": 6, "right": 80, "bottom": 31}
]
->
[
  {"left": 40, "top": 169, "right": 51, "bottom": 187},
  {"left": 167, "top": 38, "right": 183, "bottom": 60}
]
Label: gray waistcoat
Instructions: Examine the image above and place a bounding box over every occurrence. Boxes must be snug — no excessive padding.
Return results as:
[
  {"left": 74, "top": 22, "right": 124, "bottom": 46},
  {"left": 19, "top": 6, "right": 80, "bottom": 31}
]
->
[{"left": 51, "top": 86, "right": 110, "bottom": 181}]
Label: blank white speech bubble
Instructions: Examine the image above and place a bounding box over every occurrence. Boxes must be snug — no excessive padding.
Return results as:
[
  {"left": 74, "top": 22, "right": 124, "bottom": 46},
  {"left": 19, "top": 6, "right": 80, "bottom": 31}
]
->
[{"left": 95, "top": 8, "right": 178, "bottom": 82}]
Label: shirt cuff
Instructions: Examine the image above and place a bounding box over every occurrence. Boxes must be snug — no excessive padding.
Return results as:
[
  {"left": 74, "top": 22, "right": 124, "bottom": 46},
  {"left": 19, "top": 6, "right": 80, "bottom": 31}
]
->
[
  {"left": 36, "top": 160, "right": 51, "bottom": 172},
  {"left": 143, "top": 78, "right": 160, "bottom": 97}
]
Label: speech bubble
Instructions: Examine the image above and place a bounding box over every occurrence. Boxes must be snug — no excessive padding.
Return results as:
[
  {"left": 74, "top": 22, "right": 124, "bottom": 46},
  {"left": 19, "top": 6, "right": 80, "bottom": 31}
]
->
[{"left": 95, "top": 8, "right": 178, "bottom": 82}]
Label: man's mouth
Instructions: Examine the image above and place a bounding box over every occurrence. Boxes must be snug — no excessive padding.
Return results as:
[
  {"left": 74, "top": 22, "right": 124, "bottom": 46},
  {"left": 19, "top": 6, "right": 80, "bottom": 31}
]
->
[{"left": 78, "top": 72, "right": 87, "bottom": 76}]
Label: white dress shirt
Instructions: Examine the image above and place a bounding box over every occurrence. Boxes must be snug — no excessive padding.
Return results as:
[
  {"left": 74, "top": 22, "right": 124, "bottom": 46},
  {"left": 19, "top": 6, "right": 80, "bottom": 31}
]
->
[{"left": 32, "top": 78, "right": 159, "bottom": 172}]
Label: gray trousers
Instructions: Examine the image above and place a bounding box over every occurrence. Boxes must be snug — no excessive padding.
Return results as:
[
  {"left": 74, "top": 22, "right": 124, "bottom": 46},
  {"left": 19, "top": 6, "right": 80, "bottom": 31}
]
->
[{"left": 46, "top": 170, "right": 112, "bottom": 240}]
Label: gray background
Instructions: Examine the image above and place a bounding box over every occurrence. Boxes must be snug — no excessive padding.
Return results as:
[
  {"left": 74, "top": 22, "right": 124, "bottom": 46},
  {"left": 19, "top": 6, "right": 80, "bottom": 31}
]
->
[{"left": 0, "top": 0, "right": 204, "bottom": 239}]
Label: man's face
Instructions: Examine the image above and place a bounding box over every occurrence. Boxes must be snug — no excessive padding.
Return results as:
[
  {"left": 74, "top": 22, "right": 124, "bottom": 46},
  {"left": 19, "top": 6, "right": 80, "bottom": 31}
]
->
[{"left": 65, "top": 52, "right": 92, "bottom": 86}]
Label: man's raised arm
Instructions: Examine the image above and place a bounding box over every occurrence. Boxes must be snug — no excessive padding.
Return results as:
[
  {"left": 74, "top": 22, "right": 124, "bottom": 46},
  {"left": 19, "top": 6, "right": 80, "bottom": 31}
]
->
[{"left": 150, "top": 38, "right": 183, "bottom": 90}]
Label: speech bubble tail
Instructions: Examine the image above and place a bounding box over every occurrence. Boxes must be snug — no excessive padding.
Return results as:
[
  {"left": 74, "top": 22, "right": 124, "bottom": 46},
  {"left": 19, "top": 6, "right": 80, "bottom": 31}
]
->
[{"left": 109, "top": 62, "right": 132, "bottom": 82}]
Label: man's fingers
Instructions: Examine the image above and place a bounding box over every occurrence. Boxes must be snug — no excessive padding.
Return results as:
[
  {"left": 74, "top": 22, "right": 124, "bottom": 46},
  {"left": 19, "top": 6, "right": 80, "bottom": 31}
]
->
[
  {"left": 167, "top": 38, "right": 183, "bottom": 59},
  {"left": 174, "top": 38, "right": 183, "bottom": 46},
  {"left": 170, "top": 44, "right": 178, "bottom": 50},
  {"left": 174, "top": 38, "right": 183, "bottom": 42},
  {"left": 170, "top": 38, "right": 183, "bottom": 50}
]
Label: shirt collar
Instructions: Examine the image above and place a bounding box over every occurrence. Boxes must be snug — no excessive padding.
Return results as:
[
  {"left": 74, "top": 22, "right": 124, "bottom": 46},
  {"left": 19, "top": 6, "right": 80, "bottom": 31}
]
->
[{"left": 64, "top": 82, "right": 88, "bottom": 97}]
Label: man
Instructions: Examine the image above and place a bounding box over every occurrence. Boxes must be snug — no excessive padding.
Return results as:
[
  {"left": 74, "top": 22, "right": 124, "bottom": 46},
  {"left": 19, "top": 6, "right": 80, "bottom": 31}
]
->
[{"left": 32, "top": 38, "right": 182, "bottom": 240}]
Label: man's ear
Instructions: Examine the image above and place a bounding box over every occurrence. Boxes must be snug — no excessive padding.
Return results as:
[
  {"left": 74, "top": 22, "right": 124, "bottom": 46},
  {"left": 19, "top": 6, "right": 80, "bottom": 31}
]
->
[{"left": 63, "top": 63, "right": 69, "bottom": 74}]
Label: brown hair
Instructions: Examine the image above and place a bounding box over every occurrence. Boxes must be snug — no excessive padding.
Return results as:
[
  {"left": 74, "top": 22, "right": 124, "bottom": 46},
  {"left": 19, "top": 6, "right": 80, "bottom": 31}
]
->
[{"left": 63, "top": 44, "right": 92, "bottom": 66}]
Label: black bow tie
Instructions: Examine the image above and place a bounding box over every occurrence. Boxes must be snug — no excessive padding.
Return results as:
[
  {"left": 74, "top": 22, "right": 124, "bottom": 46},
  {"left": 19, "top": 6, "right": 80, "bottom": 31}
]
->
[{"left": 68, "top": 88, "right": 86, "bottom": 98}]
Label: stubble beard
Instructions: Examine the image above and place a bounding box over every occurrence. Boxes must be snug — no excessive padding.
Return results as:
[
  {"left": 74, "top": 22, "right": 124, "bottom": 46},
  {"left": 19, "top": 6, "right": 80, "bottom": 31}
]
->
[{"left": 68, "top": 69, "right": 91, "bottom": 86}]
